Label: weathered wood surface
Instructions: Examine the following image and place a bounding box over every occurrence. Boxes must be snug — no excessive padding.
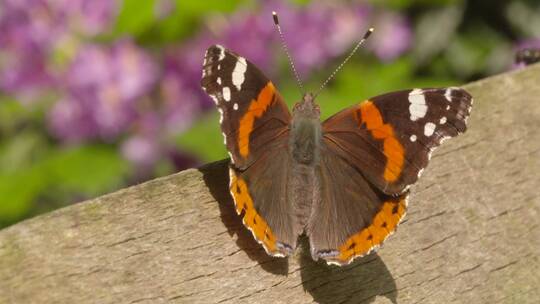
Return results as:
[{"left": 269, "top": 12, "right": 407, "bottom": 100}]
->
[{"left": 1, "top": 64, "right": 540, "bottom": 304}]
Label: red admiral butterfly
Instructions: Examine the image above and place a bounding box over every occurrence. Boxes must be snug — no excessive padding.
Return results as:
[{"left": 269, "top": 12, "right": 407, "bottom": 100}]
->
[{"left": 201, "top": 12, "right": 473, "bottom": 265}]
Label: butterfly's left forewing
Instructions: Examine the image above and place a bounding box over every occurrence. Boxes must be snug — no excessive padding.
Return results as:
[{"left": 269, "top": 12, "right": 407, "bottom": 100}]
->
[{"left": 323, "top": 88, "right": 472, "bottom": 195}]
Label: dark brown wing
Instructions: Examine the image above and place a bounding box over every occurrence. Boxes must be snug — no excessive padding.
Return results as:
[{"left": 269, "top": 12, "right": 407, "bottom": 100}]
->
[
  {"left": 322, "top": 88, "right": 472, "bottom": 195},
  {"left": 229, "top": 136, "right": 298, "bottom": 257},
  {"left": 201, "top": 45, "right": 291, "bottom": 170},
  {"left": 308, "top": 141, "right": 408, "bottom": 265},
  {"left": 202, "top": 45, "right": 297, "bottom": 256}
]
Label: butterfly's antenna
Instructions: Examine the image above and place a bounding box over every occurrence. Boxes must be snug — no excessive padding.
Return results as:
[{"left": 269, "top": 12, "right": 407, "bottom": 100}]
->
[
  {"left": 313, "top": 27, "right": 374, "bottom": 98},
  {"left": 272, "top": 11, "right": 305, "bottom": 95}
]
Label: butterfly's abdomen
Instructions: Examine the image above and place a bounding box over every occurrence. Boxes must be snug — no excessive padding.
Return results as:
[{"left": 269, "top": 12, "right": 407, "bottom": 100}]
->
[{"left": 289, "top": 118, "right": 322, "bottom": 233}]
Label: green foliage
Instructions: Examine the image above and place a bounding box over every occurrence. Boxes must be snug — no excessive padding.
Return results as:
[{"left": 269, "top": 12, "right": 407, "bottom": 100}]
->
[
  {"left": 113, "top": 0, "right": 245, "bottom": 45},
  {"left": 0, "top": 98, "right": 126, "bottom": 226},
  {"left": 114, "top": 0, "right": 158, "bottom": 36},
  {"left": 0, "top": 137, "right": 130, "bottom": 227},
  {"left": 368, "top": 0, "right": 463, "bottom": 9}
]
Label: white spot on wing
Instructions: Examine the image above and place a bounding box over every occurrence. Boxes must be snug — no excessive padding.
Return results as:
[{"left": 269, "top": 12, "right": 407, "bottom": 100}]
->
[
  {"left": 228, "top": 168, "right": 235, "bottom": 189},
  {"left": 216, "top": 45, "right": 225, "bottom": 61},
  {"left": 444, "top": 88, "right": 455, "bottom": 102},
  {"left": 210, "top": 95, "right": 219, "bottom": 104},
  {"left": 217, "top": 77, "right": 221, "bottom": 84},
  {"left": 218, "top": 108, "right": 224, "bottom": 124},
  {"left": 233, "top": 103, "right": 239, "bottom": 110},
  {"left": 232, "top": 57, "right": 247, "bottom": 90},
  {"left": 222, "top": 87, "right": 231, "bottom": 101},
  {"left": 417, "top": 168, "right": 425, "bottom": 178},
  {"left": 439, "top": 136, "right": 450, "bottom": 144},
  {"left": 439, "top": 116, "right": 447, "bottom": 124},
  {"left": 202, "top": 56, "right": 208, "bottom": 67},
  {"left": 409, "top": 89, "right": 427, "bottom": 121},
  {"left": 222, "top": 132, "right": 227, "bottom": 145},
  {"left": 410, "top": 134, "right": 417, "bottom": 142},
  {"left": 446, "top": 105, "right": 450, "bottom": 110},
  {"left": 424, "top": 122, "right": 436, "bottom": 137}
]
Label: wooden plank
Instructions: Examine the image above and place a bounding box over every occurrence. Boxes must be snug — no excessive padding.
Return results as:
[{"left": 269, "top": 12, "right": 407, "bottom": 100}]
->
[{"left": 1, "top": 64, "right": 539, "bottom": 304}]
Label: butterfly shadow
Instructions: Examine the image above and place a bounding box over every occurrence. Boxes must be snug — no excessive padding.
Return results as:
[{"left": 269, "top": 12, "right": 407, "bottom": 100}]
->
[
  {"left": 200, "top": 159, "right": 289, "bottom": 275},
  {"left": 297, "top": 237, "right": 398, "bottom": 304}
]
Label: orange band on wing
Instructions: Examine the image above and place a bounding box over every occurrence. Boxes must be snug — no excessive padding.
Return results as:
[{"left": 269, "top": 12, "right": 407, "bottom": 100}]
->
[
  {"left": 359, "top": 101, "right": 405, "bottom": 182},
  {"left": 335, "top": 196, "right": 407, "bottom": 264},
  {"left": 238, "top": 82, "right": 276, "bottom": 158},
  {"left": 229, "top": 169, "right": 278, "bottom": 254}
]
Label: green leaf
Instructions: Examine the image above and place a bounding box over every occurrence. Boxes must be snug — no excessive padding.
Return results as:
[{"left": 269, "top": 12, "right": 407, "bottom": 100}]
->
[
  {"left": 0, "top": 144, "right": 131, "bottom": 226},
  {"left": 176, "top": 0, "right": 242, "bottom": 15},
  {"left": 43, "top": 145, "right": 131, "bottom": 196},
  {"left": 114, "top": 0, "right": 158, "bottom": 36},
  {"left": 0, "top": 172, "right": 45, "bottom": 223},
  {"left": 176, "top": 111, "right": 228, "bottom": 162}
]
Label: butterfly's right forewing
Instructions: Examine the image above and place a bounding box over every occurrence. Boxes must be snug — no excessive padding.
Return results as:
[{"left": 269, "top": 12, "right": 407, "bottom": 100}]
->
[{"left": 201, "top": 45, "right": 291, "bottom": 170}]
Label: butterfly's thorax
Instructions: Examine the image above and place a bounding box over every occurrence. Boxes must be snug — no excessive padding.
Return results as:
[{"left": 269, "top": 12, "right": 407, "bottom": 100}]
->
[{"left": 289, "top": 94, "right": 322, "bottom": 231}]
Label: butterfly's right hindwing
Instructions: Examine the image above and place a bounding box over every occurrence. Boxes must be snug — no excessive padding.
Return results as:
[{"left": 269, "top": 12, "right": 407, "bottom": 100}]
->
[{"left": 202, "top": 45, "right": 298, "bottom": 257}]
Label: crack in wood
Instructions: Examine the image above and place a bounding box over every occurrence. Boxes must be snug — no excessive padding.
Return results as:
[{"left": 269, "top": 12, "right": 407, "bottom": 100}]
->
[
  {"left": 456, "top": 263, "right": 484, "bottom": 276},
  {"left": 489, "top": 260, "right": 519, "bottom": 273}
]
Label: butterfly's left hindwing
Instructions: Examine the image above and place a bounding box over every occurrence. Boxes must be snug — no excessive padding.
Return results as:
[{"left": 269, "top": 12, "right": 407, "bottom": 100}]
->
[{"left": 201, "top": 45, "right": 291, "bottom": 170}]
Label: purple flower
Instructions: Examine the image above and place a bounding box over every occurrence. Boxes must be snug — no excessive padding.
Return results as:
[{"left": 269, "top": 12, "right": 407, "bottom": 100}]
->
[
  {"left": 0, "top": 0, "right": 117, "bottom": 100},
  {"left": 64, "top": 0, "right": 118, "bottom": 35},
  {"left": 159, "top": 63, "right": 203, "bottom": 134},
  {"left": 327, "top": 6, "right": 372, "bottom": 57},
  {"left": 48, "top": 96, "right": 94, "bottom": 140},
  {"left": 368, "top": 11, "right": 412, "bottom": 62},
  {"left": 121, "top": 134, "right": 161, "bottom": 168},
  {"left": 120, "top": 112, "right": 200, "bottom": 171},
  {"left": 49, "top": 40, "right": 159, "bottom": 141},
  {"left": 163, "top": 34, "right": 216, "bottom": 110},
  {"left": 0, "top": 49, "right": 55, "bottom": 101},
  {"left": 261, "top": 1, "right": 374, "bottom": 76},
  {"left": 220, "top": 13, "right": 275, "bottom": 72}
]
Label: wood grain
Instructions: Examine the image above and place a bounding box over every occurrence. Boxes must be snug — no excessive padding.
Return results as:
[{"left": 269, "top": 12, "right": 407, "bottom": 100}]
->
[{"left": 1, "top": 64, "right": 539, "bottom": 304}]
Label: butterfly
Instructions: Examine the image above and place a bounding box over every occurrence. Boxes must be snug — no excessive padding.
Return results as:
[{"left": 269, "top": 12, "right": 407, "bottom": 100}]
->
[{"left": 200, "top": 22, "right": 472, "bottom": 266}]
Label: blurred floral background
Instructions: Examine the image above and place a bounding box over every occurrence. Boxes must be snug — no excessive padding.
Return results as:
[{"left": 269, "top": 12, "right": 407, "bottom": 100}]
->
[{"left": 0, "top": 0, "right": 539, "bottom": 228}]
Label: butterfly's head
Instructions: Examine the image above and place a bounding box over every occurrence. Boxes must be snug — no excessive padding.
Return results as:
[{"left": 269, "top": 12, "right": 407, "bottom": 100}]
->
[{"left": 293, "top": 93, "right": 320, "bottom": 119}]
